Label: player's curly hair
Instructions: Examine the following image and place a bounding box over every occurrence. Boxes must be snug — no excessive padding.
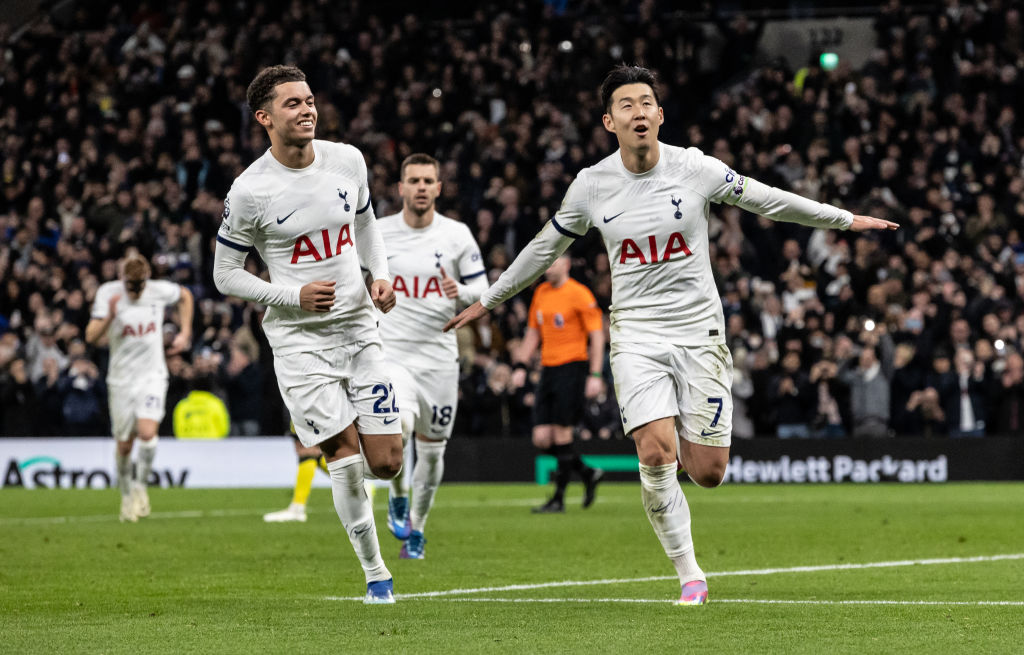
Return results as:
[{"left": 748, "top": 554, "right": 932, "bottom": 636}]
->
[
  {"left": 600, "top": 64, "right": 660, "bottom": 112},
  {"left": 246, "top": 65, "right": 307, "bottom": 114}
]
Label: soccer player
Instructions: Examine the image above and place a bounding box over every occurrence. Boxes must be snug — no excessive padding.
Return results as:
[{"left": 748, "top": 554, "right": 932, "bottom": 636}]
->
[
  {"left": 515, "top": 255, "right": 605, "bottom": 514},
  {"left": 445, "top": 65, "right": 898, "bottom": 605},
  {"left": 85, "top": 252, "right": 194, "bottom": 523},
  {"left": 212, "top": 65, "right": 402, "bottom": 604},
  {"left": 375, "top": 153, "right": 488, "bottom": 559}
]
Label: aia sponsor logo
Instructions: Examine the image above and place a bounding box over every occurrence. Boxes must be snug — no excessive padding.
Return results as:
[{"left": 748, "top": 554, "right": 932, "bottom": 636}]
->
[
  {"left": 618, "top": 231, "right": 692, "bottom": 265},
  {"left": 392, "top": 275, "right": 443, "bottom": 298},
  {"left": 291, "top": 225, "right": 354, "bottom": 264},
  {"left": 121, "top": 322, "right": 158, "bottom": 337}
]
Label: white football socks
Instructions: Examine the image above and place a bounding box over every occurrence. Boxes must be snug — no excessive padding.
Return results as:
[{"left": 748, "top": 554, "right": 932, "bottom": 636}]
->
[
  {"left": 327, "top": 454, "right": 390, "bottom": 583},
  {"left": 115, "top": 449, "right": 132, "bottom": 497},
  {"left": 389, "top": 422, "right": 413, "bottom": 501},
  {"left": 410, "top": 439, "right": 446, "bottom": 533},
  {"left": 135, "top": 436, "right": 158, "bottom": 488},
  {"left": 639, "top": 462, "right": 704, "bottom": 585}
]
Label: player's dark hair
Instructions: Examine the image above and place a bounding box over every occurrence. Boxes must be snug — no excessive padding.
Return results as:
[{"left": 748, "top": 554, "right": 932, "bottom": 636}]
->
[
  {"left": 400, "top": 153, "right": 440, "bottom": 180},
  {"left": 600, "top": 64, "right": 660, "bottom": 112},
  {"left": 247, "top": 65, "right": 307, "bottom": 114}
]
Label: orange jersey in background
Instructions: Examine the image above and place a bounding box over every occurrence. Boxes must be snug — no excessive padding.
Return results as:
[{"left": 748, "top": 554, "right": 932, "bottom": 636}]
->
[{"left": 527, "top": 278, "right": 603, "bottom": 367}]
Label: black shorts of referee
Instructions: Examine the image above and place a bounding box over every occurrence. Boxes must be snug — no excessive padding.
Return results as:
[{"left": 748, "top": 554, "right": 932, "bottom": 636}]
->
[{"left": 532, "top": 360, "right": 589, "bottom": 427}]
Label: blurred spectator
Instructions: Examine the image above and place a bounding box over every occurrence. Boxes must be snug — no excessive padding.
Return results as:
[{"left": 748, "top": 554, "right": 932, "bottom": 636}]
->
[
  {"left": 904, "top": 387, "right": 947, "bottom": 438},
  {"left": 770, "top": 351, "right": 814, "bottom": 438},
  {"left": 731, "top": 347, "right": 755, "bottom": 439},
  {"left": 223, "top": 339, "right": 263, "bottom": 436},
  {"left": 33, "top": 357, "right": 65, "bottom": 436},
  {"left": 0, "top": 357, "right": 37, "bottom": 435},
  {"left": 26, "top": 317, "right": 67, "bottom": 383},
  {"left": 577, "top": 378, "right": 623, "bottom": 442},
  {"left": 59, "top": 356, "right": 107, "bottom": 436},
  {"left": 839, "top": 331, "right": 894, "bottom": 438},
  {"left": 990, "top": 352, "right": 1024, "bottom": 434},
  {"left": 809, "top": 358, "right": 846, "bottom": 438},
  {"left": 940, "top": 348, "right": 988, "bottom": 437}
]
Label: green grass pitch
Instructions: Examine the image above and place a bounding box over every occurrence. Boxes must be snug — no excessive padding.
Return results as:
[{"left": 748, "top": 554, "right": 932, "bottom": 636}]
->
[{"left": 2, "top": 482, "right": 1023, "bottom": 653}]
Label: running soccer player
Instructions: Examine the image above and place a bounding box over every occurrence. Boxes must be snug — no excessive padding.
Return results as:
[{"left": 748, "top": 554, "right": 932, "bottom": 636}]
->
[
  {"left": 516, "top": 255, "right": 605, "bottom": 514},
  {"left": 85, "top": 252, "right": 194, "bottom": 523},
  {"left": 376, "top": 153, "right": 488, "bottom": 559},
  {"left": 213, "top": 65, "right": 402, "bottom": 604},
  {"left": 446, "top": 64, "right": 898, "bottom": 605}
]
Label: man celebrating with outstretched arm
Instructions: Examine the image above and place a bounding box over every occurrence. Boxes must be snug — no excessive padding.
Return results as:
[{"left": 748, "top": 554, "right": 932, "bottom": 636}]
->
[{"left": 446, "top": 64, "right": 898, "bottom": 606}]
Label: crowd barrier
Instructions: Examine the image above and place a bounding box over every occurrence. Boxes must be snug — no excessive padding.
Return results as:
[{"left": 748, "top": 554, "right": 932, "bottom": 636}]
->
[{"left": 1, "top": 436, "right": 1021, "bottom": 489}]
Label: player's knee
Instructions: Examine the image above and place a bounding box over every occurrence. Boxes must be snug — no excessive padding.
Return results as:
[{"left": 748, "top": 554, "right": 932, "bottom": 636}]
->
[
  {"left": 688, "top": 463, "right": 726, "bottom": 488},
  {"left": 368, "top": 459, "right": 402, "bottom": 480},
  {"left": 636, "top": 439, "right": 675, "bottom": 467},
  {"left": 318, "top": 439, "right": 339, "bottom": 459}
]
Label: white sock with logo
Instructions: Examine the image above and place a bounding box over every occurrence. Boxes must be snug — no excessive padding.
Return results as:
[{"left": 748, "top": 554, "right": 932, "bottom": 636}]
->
[
  {"left": 410, "top": 439, "right": 446, "bottom": 533},
  {"left": 327, "top": 454, "right": 390, "bottom": 583},
  {"left": 640, "top": 462, "right": 704, "bottom": 585},
  {"left": 115, "top": 450, "right": 132, "bottom": 497},
  {"left": 135, "top": 436, "right": 158, "bottom": 488}
]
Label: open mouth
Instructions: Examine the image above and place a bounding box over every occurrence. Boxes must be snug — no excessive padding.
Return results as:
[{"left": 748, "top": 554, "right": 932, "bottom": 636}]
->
[
  {"left": 634, "top": 124, "right": 649, "bottom": 135},
  {"left": 298, "top": 119, "right": 314, "bottom": 128}
]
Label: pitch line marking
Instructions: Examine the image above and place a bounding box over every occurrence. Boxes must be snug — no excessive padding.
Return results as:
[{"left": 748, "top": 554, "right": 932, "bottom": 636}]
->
[
  {"left": 0, "top": 497, "right": 637, "bottom": 526},
  {"left": 325, "top": 553, "right": 1024, "bottom": 602},
  {"left": 428, "top": 598, "right": 1024, "bottom": 606}
]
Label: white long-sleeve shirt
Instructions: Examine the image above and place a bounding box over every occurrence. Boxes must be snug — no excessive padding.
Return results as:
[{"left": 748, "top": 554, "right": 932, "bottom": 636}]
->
[
  {"left": 482, "top": 144, "right": 852, "bottom": 346},
  {"left": 376, "top": 212, "right": 487, "bottom": 366},
  {"left": 213, "top": 140, "right": 388, "bottom": 354}
]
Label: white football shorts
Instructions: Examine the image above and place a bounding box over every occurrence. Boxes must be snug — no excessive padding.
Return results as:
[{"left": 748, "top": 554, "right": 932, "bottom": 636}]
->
[
  {"left": 108, "top": 377, "right": 168, "bottom": 441},
  {"left": 609, "top": 341, "right": 733, "bottom": 448},
  {"left": 387, "top": 358, "right": 460, "bottom": 440},
  {"left": 274, "top": 340, "right": 401, "bottom": 448}
]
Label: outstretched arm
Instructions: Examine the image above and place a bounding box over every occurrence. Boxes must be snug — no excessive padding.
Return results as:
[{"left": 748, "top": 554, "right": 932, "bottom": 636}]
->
[
  {"left": 848, "top": 214, "right": 899, "bottom": 232},
  {"left": 443, "top": 222, "right": 574, "bottom": 331},
  {"left": 735, "top": 176, "right": 898, "bottom": 231}
]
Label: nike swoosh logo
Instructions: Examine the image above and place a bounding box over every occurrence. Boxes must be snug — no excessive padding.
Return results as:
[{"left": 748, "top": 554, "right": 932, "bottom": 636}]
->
[
  {"left": 603, "top": 211, "right": 625, "bottom": 223},
  {"left": 700, "top": 429, "right": 719, "bottom": 437},
  {"left": 276, "top": 209, "right": 298, "bottom": 224},
  {"left": 383, "top": 416, "right": 398, "bottom": 425}
]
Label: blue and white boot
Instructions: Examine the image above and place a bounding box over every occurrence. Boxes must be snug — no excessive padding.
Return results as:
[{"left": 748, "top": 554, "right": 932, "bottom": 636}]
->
[
  {"left": 387, "top": 496, "right": 411, "bottom": 540},
  {"left": 364, "top": 578, "right": 396, "bottom": 604},
  {"left": 400, "top": 530, "right": 425, "bottom": 559}
]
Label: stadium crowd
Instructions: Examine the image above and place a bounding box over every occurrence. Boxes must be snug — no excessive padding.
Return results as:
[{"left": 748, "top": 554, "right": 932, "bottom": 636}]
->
[{"left": 0, "top": 0, "right": 1022, "bottom": 439}]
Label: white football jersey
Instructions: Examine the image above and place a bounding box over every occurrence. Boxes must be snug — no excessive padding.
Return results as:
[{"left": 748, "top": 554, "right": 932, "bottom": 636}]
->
[
  {"left": 217, "top": 140, "right": 379, "bottom": 354},
  {"left": 376, "top": 212, "right": 485, "bottom": 366},
  {"left": 91, "top": 279, "right": 181, "bottom": 386},
  {"left": 548, "top": 144, "right": 851, "bottom": 346}
]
